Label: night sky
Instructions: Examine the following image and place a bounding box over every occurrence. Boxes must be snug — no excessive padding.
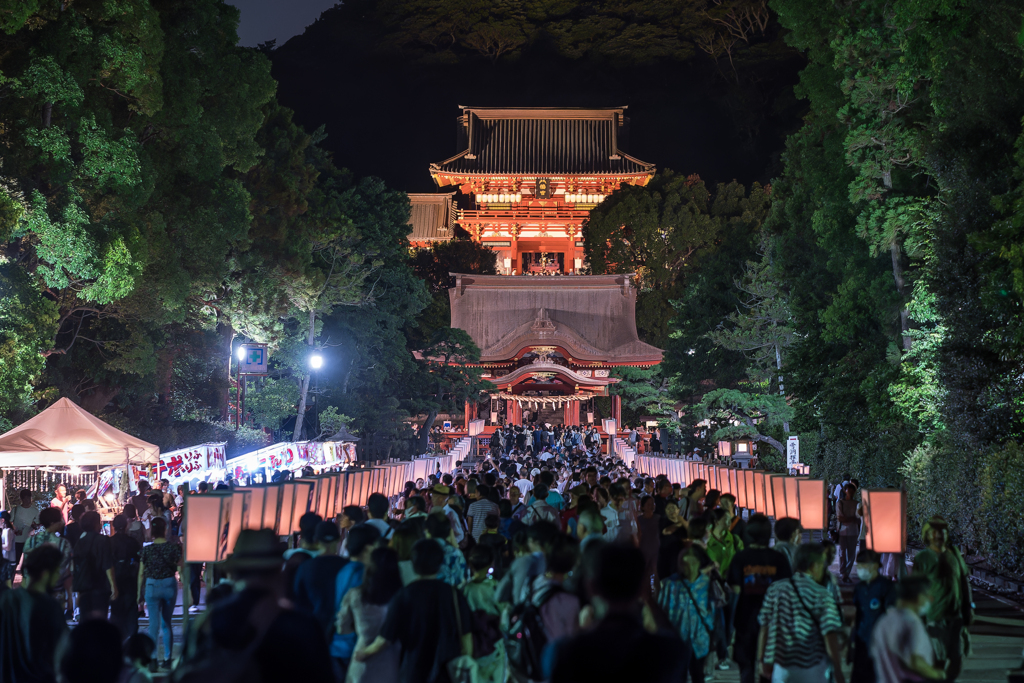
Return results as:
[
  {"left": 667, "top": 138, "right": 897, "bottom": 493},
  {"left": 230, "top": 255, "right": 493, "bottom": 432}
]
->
[{"left": 225, "top": 0, "right": 337, "bottom": 47}]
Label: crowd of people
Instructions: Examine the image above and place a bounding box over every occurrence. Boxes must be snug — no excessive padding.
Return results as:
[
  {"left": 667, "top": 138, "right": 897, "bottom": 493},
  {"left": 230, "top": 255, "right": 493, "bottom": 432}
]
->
[{"left": 0, "top": 438, "right": 977, "bottom": 683}]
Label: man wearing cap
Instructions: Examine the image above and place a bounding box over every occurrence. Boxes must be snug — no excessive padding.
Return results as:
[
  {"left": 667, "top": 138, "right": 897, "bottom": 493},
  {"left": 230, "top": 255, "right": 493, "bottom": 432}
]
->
[
  {"left": 429, "top": 484, "right": 465, "bottom": 547},
  {"left": 293, "top": 521, "right": 348, "bottom": 641}
]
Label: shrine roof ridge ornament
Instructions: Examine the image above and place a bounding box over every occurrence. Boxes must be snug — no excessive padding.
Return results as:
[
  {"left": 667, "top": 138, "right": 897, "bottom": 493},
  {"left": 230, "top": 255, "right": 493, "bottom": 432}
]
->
[
  {"left": 488, "top": 361, "right": 621, "bottom": 388},
  {"left": 430, "top": 106, "right": 655, "bottom": 177}
]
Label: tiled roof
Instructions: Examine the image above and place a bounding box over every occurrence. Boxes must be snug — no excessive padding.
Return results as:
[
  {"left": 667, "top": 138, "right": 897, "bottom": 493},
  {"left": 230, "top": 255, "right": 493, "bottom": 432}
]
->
[
  {"left": 431, "top": 107, "right": 655, "bottom": 177},
  {"left": 448, "top": 274, "right": 663, "bottom": 364},
  {"left": 408, "top": 193, "right": 454, "bottom": 243}
]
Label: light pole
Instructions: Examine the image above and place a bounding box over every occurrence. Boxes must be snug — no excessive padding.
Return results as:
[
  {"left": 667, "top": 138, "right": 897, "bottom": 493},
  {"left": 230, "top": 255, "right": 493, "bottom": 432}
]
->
[
  {"left": 310, "top": 353, "right": 323, "bottom": 439},
  {"left": 235, "top": 346, "right": 246, "bottom": 430}
]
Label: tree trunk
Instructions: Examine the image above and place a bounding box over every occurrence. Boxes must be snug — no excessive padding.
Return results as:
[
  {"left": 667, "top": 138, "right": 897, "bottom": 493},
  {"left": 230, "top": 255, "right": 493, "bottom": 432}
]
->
[
  {"left": 292, "top": 309, "right": 316, "bottom": 441},
  {"left": 418, "top": 408, "right": 438, "bottom": 454},
  {"left": 42, "top": 102, "right": 52, "bottom": 128},
  {"left": 890, "top": 242, "right": 912, "bottom": 351},
  {"left": 752, "top": 432, "right": 785, "bottom": 455}
]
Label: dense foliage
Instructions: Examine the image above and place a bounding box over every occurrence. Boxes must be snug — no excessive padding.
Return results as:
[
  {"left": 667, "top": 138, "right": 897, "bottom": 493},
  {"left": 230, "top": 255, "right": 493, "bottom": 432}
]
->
[{"left": 0, "top": 0, "right": 482, "bottom": 460}]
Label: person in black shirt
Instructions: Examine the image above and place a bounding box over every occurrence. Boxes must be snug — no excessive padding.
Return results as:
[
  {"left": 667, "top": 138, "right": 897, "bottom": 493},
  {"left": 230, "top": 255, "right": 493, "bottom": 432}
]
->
[
  {"left": 292, "top": 521, "right": 348, "bottom": 640},
  {"left": 357, "top": 538, "right": 473, "bottom": 683},
  {"left": 72, "top": 510, "right": 117, "bottom": 619},
  {"left": 551, "top": 543, "right": 688, "bottom": 683},
  {"left": 725, "top": 514, "right": 792, "bottom": 683},
  {"left": 64, "top": 504, "right": 85, "bottom": 550},
  {"left": 0, "top": 544, "right": 69, "bottom": 682},
  {"left": 109, "top": 514, "right": 142, "bottom": 639}
]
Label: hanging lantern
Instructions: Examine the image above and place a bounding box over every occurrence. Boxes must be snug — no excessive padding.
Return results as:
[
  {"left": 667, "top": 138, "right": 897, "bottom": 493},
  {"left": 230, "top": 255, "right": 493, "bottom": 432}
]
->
[
  {"left": 796, "top": 479, "right": 828, "bottom": 531},
  {"left": 184, "top": 492, "right": 233, "bottom": 563},
  {"left": 733, "top": 467, "right": 747, "bottom": 508},
  {"left": 863, "top": 489, "right": 907, "bottom": 553}
]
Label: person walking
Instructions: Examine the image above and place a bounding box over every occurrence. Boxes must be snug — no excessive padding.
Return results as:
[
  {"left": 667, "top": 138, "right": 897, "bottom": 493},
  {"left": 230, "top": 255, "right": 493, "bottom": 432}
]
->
[
  {"left": 11, "top": 488, "right": 40, "bottom": 569},
  {"left": 0, "top": 545, "right": 68, "bottom": 681},
  {"left": 912, "top": 516, "right": 973, "bottom": 681},
  {"left": 0, "top": 512, "right": 16, "bottom": 589},
  {"left": 659, "top": 549, "right": 713, "bottom": 683},
  {"left": 756, "top": 543, "right": 846, "bottom": 683},
  {"left": 355, "top": 539, "right": 474, "bottom": 683},
  {"left": 836, "top": 484, "right": 860, "bottom": 582},
  {"left": 138, "top": 517, "right": 181, "bottom": 669},
  {"left": 72, "top": 510, "right": 117, "bottom": 619},
  {"left": 110, "top": 514, "right": 142, "bottom": 639},
  {"left": 726, "top": 514, "right": 792, "bottom": 683},
  {"left": 338, "top": 547, "right": 402, "bottom": 683},
  {"left": 871, "top": 575, "right": 946, "bottom": 682},
  {"left": 851, "top": 550, "right": 896, "bottom": 683}
]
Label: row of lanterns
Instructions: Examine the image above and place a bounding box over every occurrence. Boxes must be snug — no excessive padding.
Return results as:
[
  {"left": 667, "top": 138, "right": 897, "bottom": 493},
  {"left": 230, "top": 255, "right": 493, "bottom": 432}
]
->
[
  {"left": 476, "top": 193, "right": 523, "bottom": 204},
  {"left": 630, "top": 457, "right": 907, "bottom": 553},
  {"left": 564, "top": 193, "right": 606, "bottom": 204},
  {"left": 182, "top": 444, "right": 470, "bottom": 563}
]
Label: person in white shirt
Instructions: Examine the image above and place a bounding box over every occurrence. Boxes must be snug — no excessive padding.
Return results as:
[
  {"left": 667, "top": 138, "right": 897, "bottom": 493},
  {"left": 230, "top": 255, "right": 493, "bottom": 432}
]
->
[
  {"left": 11, "top": 489, "right": 40, "bottom": 566},
  {"left": 871, "top": 576, "right": 945, "bottom": 682},
  {"left": 514, "top": 473, "right": 534, "bottom": 498},
  {"left": 429, "top": 484, "right": 465, "bottom": 546},
  {"left": 833, "top": 473, "right": 851, "bottom": 501}
]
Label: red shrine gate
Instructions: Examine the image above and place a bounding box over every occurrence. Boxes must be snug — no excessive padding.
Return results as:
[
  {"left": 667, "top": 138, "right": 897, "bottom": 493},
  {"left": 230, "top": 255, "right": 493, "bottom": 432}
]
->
[{"left": 450, "top": 274, "right": 662, "bottom": 426}]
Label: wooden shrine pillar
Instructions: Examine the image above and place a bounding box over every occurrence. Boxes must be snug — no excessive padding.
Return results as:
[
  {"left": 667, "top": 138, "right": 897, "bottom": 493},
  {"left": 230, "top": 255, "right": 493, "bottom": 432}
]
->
[
  {"left": 562, "top": 402, "right": 571, "bottom": 426},
  {"left": 611, "top": 395, "right": 622, "bottom": 430},
  {"left": 464, "top": 400, "right": 471, "bottom": 430}
]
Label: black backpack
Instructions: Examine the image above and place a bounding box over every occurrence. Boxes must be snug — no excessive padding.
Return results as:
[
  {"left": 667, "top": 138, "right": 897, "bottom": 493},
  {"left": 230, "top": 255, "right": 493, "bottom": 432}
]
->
[{"left": 504, "top": 583, "right": 562, "bottom": 680}]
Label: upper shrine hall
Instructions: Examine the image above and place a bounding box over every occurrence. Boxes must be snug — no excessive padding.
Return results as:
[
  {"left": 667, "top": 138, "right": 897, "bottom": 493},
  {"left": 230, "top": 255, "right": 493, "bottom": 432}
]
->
[{"left": 410, "top": 106, "right": 656, "bottom": 274}]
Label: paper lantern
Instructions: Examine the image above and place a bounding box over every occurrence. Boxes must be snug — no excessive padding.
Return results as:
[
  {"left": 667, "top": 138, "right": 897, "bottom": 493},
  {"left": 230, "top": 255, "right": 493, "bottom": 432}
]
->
[
  {"left": 236, "top": 487, "right": 265, "bottom": 530},
  {"left": 771, "top": 475, "right": 789, "bottom": 518},
  {"left": 784, "top": 477, "right": 803, "bottom": 522},
  {"left": 313, "top": 474, "right": 338, "bottom": 521},
  {"left": 277, "top": 483, "right": 298, "bottom": 536},
  {"left": 751, "top": 471, "right": 766, "bottom": 514},
  {"left": 227, "top": 490, "right": 250, "bottom": 557},
  {"left": 762, "top": 474, "right": 778, "bottom": 518},
  {"left": 863, "top": 489, "right": 907, "bottom": 553},
  {"left": 293, "top": 480, "right": 314, "bottom": 525},
  {"left": 184, "top": 492, "right": 233, "bottom": 563},
  {"left": 468, "top": 419, "right": 485, "bottom": 437},
  {"left": 718, "top": 441, "right": 732, "bottom": 457},
  {"left": 743, "top": 469, "right": 756, "bottom": 512},
  {"left": 796, "top": 479, "right": 828, "bottom": 531}
]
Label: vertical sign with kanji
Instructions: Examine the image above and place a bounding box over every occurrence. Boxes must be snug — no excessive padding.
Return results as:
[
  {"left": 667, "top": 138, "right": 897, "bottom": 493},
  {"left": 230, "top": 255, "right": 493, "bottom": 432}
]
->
[
  {"left": 535, "top": 178, "right": 551, "bottom": 199},
  {"left": 787, "top": 436, "right": 800, "bottom": 468}
]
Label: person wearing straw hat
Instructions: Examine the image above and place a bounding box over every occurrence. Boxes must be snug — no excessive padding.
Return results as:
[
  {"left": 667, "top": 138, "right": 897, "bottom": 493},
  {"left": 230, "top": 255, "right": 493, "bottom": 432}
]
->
[
  {"left": 912, "top": 515, "right": 973, "bottom": 682},
  {"left": 177, "top": 529, "right": 333, "bottom": 683},
  {"left": 429, "top": 484, "right": 465, "bottom": 547}
]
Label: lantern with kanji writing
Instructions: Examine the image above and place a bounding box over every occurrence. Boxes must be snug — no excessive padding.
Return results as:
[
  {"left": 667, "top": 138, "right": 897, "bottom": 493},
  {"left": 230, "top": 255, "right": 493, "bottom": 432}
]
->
[{"left": 863, "top": 489, "right": 907, "bottom": 553}]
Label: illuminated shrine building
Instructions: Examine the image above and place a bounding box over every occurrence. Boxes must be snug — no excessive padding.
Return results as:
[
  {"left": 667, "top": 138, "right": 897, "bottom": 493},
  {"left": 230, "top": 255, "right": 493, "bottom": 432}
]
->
[
  {"left": 428, "top": 106, "right": 655, "bottom": 274},
  {"left": 450, "top": 274, "right": 662, "bottom": 426}
]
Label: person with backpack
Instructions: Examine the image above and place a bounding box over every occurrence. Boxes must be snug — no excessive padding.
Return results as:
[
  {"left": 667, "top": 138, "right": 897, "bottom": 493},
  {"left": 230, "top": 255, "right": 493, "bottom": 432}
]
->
[
  {"left": 756, "top": 543, "right": 846, "bottom": 683},
  {"left": 522, "top": 485, "right": 559, "bottom": 527}
]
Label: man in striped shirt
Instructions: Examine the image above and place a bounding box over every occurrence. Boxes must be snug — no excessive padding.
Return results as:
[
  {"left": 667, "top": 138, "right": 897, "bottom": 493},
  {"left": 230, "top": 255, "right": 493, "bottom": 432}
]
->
[{"left": 757, "top": 543, "right": 846, "bottom": 683}]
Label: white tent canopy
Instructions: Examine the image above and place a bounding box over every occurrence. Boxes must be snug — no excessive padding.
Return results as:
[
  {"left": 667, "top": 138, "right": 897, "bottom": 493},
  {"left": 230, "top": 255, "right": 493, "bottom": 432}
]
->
[{"left": 0, "top": 398, "right": 159, "bottom": 468}]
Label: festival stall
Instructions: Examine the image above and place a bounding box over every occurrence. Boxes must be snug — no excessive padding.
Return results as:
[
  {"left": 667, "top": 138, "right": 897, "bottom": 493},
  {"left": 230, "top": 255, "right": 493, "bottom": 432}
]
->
[
  {"left": 154, "top": 443, "right": 227, "bottom": 489},
  {"left": 0, "top": 397, "right": 160, "bottom": 507}
]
